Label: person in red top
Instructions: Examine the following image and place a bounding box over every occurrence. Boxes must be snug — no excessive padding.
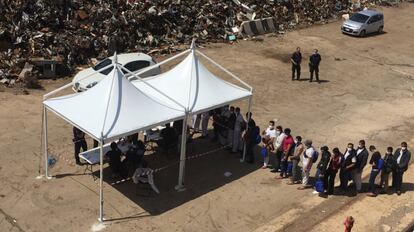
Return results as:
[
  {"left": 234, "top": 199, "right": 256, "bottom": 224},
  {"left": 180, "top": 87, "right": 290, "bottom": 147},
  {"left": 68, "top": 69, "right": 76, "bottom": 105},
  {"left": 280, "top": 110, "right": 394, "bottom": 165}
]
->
[
  {"left": 277, "top": 128, "right": 294, "bottom": 179},
  {"left": 344, "top": 216, "right": 354, "bottom": 232},
  {"left": 324, "top": 147, "right": 342, "bottom": 195}
]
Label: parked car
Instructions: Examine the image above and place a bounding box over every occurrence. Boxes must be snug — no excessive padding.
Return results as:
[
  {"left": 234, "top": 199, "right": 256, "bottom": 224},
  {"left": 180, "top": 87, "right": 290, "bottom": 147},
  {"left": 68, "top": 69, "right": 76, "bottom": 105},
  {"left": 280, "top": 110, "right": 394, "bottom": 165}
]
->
[
  {"left": 341, "top": 10, "right": 384, "bottom": 37},
  {"left": 72, "top": 53, "right": 160, "bottom": 91}
]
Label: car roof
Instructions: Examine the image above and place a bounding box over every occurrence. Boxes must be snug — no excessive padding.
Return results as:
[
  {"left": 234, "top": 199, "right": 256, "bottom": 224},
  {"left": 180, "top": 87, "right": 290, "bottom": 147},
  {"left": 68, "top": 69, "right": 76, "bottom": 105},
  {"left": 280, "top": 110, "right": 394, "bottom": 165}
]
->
[
  {"left": 359, "top": 10, "right": 382, "bottom": 17},
  {"left": 102, "top": 53, "right": 154, "bottom": 65}
]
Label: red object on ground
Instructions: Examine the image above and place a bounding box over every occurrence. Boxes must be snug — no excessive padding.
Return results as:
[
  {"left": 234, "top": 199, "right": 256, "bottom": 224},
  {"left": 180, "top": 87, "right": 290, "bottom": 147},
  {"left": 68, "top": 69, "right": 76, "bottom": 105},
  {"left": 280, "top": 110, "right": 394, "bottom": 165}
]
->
[{"left": 344, "top": 216, "right": 354, "bottom": 232}]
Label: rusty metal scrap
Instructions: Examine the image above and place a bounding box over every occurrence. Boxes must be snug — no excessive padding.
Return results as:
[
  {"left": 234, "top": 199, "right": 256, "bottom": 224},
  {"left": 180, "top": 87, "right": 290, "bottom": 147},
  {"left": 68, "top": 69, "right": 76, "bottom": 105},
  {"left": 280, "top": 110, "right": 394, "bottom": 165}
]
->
[{"left": 0, "top": 0, "right": 383, "bottom": 84}]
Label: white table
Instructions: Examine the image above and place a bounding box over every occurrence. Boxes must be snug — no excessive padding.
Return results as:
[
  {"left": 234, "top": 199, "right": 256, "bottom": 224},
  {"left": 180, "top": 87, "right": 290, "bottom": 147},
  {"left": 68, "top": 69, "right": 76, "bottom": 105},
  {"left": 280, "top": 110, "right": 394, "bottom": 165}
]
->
[{"left": 79, "top": 142, "right": 130, "bottom": 178}]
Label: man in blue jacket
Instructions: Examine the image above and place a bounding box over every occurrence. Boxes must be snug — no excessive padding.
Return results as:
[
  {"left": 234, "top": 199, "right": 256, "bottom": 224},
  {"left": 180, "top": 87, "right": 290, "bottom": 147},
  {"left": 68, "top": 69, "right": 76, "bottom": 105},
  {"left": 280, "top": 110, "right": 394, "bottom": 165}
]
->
[{"left": 392, "top": 142, "right": 411, "bottom": 195}]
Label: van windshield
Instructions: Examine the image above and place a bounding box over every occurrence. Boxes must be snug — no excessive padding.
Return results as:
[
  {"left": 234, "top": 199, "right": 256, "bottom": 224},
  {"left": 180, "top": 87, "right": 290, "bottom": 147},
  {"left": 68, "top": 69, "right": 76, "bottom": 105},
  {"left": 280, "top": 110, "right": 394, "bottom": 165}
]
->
[{"left": 349, "top": 13, "right": 369, "bottom": 23}]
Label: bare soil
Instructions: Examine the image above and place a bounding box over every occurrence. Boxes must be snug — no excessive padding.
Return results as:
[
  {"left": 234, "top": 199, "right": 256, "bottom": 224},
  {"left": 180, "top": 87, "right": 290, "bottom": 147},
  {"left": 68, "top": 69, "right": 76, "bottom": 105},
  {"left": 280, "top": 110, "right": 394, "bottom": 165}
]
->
[{"left": 1, "top": 3, "right": 414, "bottom": 232}]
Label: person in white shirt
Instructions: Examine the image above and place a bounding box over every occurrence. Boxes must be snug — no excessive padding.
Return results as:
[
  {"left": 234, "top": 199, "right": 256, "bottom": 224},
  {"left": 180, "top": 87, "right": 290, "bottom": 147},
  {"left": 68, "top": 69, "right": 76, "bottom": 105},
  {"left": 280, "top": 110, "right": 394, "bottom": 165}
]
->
[
  {"left": 232, "top": 107, "right": 245, "bottom": 153},
  {"left": 271, "top": 125, "right": 286, "bottom": 172},
  {"left": 261, "top": 120, "right": 276, "bottom": 168},
  {"left": 298, "top": 139, "right": 315, "bottom": 189}
]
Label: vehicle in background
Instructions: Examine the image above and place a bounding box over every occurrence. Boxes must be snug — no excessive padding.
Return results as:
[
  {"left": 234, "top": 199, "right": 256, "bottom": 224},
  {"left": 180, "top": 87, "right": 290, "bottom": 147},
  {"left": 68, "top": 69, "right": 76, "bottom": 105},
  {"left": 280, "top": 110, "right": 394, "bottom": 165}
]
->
[
  {"left": 72, "top": 53, "right": 160, "bottom": 92},
  {"left": 341, "top": 10, "right": 384, "bottom": 37}
]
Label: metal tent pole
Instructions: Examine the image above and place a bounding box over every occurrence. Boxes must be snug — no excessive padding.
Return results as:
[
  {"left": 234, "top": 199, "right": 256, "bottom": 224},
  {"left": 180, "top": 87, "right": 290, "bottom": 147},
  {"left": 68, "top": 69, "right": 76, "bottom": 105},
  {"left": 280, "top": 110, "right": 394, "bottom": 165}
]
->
[
  {"left": 176, "top": 114, "right": 188, "bottom": 191},
  {"left": 43, "top": 106, "right": 50, "bottom": 178},
  {"left": 99, "top": 138, "right": 104, "bottom": 222},
  {"left": 242, "top": 96, "right": 253, "bottom": 162}
]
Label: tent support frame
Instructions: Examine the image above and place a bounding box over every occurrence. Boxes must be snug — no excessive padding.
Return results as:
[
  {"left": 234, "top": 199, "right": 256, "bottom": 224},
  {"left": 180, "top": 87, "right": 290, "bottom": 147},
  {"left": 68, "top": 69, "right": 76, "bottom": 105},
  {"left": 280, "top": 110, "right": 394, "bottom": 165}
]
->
[
  {"left": 43, "top": 106, "right": 52, "bottom": 179},
  {"left": 99, "top": 137, "right": 104, "bottom": 222},
  {"left": 176, "top": 113, "right": 188, "bottom": 191}
]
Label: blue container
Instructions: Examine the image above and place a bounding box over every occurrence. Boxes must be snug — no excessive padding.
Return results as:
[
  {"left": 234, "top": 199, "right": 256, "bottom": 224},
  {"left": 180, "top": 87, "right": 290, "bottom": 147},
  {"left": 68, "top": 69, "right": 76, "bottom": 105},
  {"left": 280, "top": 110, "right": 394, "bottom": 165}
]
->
[{"left": 315, "top": 179, "right": 325, "bottom": 193}]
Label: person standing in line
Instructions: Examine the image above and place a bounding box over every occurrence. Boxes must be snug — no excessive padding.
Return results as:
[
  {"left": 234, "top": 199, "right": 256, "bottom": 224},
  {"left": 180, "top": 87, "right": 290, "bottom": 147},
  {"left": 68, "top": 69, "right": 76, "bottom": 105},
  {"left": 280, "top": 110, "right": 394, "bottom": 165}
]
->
[
  {"left": 309, "top": 49, "right": 322, "bottom": 83},
  {"left": 339, "top": 143, "right": 356, "bottom": 192},
  {"left": 367, "top": 146, "right": 384, "bottom": 197},
  {"left": 291, "top": 47, "right": 302, "bottom": 81},
  {"left": 392, "top": 142, "right": 411, "bottom": 195},
  {"left": 227, "top": 106, "right": 236, "bottom": 149},
  {"left": 324, "top": 147, "right": 342, "bottom": 195},
  {"left": 200, "top": 111, "right": 210, "bottom": 138},
  {"left": 298, "top": 139, "right": 315, "bottom": 190},
  {"left": 261, "top": 120, "right": 276, "bottom": 169},
  {"left": 288, "top": 136, "right": 305, "bottom": 185},
  {"left": 315, "top": 146, "right": 331, "bottom": 181},
  {"left": 73, "top": 126, "right": 87, "bottom": 165},
  {"left": 232, "top": 107, "right": 245, "bottom": 153},
  {"left": 277, "top": 128, "right": 294, "bottom": 179},
  {"left": 271, "top": 126, "right": 286, "bottom": 173},
  {"left": 380, "top": 147, "right": 394, "bottom": 194},
  {"left": 243, "top": 120, "right": 258, "bottom": 163},
  {"left": 352, "top": 140, "right": 369, "bottom": 193}
]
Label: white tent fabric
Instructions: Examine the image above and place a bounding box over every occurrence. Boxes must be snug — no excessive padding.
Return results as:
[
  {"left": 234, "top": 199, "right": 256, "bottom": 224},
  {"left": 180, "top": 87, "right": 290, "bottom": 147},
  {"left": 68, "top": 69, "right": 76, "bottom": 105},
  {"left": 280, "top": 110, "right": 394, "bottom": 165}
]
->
[
  {"left": 44, "top": 67, "right": 185, "bottom": 141},
  {"left": 131, "top": 52, "right": 252, "bottom": 113}
]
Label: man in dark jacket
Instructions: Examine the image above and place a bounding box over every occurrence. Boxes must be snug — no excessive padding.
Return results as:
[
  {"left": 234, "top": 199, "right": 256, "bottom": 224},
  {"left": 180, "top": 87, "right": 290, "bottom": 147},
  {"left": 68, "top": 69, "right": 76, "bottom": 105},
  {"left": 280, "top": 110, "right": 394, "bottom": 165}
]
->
[
  {"left": 352, "top": 140, "right": 369, "bottom": 193},
  {"left": 73, "top": 127, "right": 87, "bottom": 165},
  {"left": 309, "top": 49, "right": 322, "bottom": 83},
  {"left": 392, "top": 142, "right": 411, "bottom": 195},
  {"left": 291, "top": 47, "right": 302, "bottom": 80},
  {"left": 339, "top": 143, "right": 356, "bottom": 192}
]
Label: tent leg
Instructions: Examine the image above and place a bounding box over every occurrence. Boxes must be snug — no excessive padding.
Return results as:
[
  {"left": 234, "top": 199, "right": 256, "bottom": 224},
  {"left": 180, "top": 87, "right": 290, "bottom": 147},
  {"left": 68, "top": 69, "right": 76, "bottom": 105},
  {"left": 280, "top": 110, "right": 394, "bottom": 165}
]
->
[
  {"left": 43, "top": 106, "right": 51, "bottom": 179},
  {"left": 241, "top": 96, "right": 253, "bottom": 162},
  {"left": 176, "top": 114, "right": 188, "bottom": 191},
  {"left": 99, "top": 140, "right": 104, "bottom": 222}
]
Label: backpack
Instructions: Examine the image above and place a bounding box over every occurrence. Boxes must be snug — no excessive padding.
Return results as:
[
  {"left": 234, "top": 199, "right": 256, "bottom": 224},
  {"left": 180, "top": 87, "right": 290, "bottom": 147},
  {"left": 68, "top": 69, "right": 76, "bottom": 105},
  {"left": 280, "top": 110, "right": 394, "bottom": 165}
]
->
[
  {"left": 315, "top": 178, "right": 324, "bottom": 193},
  {"left": 261, "top": 147, "right": 268, "bottom": 157},
  {"left": 312, "top": 150, "right": 319, "bottom": 163}
]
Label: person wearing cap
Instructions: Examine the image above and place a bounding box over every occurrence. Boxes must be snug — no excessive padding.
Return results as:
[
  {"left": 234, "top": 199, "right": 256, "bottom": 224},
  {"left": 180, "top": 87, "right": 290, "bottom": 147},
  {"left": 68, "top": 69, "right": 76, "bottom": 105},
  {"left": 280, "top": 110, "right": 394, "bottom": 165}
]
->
[
  {"left": 392, "top": 142, "right": 411, "bottom": 195},
  {"left": 352, "top": 140, "right": 369, "bottom": 193},
  {"left": 232, "top": 107, "right": 245, "bottom": 153},
  {"left": 339, "top": 143, "right": 356, "bottom": 192},
  {"left": 288, "top": 136, "right": 304, "bottom": 184},
  {"left": 298, "top": 139, "right": 315, "bottom": 189},
  {"left": 309, "top": 49, "right": 322, "bottom": 83}
]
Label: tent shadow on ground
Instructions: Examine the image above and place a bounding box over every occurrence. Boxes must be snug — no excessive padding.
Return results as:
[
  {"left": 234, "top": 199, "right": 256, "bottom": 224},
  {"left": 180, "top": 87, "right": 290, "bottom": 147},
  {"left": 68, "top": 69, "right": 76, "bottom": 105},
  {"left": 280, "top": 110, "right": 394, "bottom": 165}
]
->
[{"left": 93, "top": 134, "right": 263, "bottom": 216}]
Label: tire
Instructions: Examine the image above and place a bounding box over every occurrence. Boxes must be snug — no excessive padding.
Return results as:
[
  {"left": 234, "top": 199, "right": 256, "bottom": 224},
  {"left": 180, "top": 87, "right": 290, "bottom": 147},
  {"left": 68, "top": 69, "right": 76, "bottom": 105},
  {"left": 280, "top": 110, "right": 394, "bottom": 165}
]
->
[
  {"left": 378, "top": 26, "right": 383, "bottom": 34},
  {"left": 359, "top": 30, "right": 366, "bottom": 37}
]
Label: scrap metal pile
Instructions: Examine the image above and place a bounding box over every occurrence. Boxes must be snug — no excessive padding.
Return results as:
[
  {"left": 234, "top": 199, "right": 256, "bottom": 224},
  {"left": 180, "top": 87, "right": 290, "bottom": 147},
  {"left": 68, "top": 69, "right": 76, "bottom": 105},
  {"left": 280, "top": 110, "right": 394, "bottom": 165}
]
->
[{"left": 0, "top": 0, "right": 382, "bottom": 86}]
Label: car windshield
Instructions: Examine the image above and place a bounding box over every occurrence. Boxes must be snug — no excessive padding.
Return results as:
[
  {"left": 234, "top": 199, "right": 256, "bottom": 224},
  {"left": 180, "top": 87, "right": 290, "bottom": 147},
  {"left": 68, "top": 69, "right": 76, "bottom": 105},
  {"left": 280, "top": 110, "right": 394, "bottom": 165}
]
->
[
  {"left": 122, "top": 60, "right": 150, "bottom": 74},
  {"left": 349, "top": 13, "right": 369, "bottom": 23},
  {"left": 93, "top": 58, "right": 113, "bottom": 75}
]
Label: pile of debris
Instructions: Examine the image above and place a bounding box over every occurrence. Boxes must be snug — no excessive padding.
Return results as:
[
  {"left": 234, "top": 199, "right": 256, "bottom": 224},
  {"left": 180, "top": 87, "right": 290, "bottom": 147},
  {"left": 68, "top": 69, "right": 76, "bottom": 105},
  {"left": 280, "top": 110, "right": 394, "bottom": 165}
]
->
[{"left": 0, "top": 0, "right": 385, "bottom": 86}]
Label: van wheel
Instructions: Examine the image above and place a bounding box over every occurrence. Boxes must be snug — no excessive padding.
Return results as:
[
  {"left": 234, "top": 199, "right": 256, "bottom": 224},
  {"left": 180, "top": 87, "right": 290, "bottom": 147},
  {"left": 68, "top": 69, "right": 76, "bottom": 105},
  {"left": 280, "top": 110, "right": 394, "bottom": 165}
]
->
[
  {"left": 378, "top": 26, "right": 383, "bottom": 34},
  {"left": 359, "top": 30, "right": 366, "bottom": 37}
]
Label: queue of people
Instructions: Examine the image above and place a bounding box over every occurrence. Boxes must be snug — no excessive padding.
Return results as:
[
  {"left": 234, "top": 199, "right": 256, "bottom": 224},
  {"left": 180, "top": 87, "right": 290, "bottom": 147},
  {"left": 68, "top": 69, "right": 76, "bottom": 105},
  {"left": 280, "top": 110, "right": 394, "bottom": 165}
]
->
[{"left": 260, "top": 123, "right": 412, "bottom": 196}]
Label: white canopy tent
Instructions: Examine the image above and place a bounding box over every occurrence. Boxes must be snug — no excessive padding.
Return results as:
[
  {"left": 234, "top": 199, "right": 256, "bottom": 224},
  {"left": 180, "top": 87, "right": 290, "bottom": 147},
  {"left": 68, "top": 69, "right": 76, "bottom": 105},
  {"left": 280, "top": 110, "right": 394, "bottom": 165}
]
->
[
  {"left": 127, "top": 43, "right": 253, "bottom": 191},
  {"left": 41, "top": 41, "right": 253, "bottom": 222},
  {"left": 42, "top": 59, "right": 186, "bottom": 222}
]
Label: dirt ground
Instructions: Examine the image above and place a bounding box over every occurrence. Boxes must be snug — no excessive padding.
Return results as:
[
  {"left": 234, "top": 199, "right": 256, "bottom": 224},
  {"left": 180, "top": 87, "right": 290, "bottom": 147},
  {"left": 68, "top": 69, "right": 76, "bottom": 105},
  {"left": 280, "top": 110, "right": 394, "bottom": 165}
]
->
[{"left": 1, "top": 3, "right": 414, "bottom": 232}]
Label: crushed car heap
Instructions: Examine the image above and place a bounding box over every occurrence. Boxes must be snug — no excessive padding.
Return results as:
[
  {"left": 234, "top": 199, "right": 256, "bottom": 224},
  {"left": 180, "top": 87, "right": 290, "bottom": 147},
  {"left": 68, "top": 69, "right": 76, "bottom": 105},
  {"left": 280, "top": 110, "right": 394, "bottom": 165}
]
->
[{"left": 0, "top": 0, "right": 396, "bottom": 87}]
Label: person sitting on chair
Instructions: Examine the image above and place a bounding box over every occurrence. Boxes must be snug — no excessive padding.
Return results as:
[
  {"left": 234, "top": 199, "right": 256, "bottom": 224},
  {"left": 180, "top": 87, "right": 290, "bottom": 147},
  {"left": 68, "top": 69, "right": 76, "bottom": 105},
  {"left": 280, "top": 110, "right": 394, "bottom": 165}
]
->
[
  {"left": 105, "top": 142, "right": 127, "bottom": 178},
  {"left": 158, "top": 123, "right": 178, "bottom": 152},
  {"left": 124, "top": 140, "right": 146, "bottom": 176}
]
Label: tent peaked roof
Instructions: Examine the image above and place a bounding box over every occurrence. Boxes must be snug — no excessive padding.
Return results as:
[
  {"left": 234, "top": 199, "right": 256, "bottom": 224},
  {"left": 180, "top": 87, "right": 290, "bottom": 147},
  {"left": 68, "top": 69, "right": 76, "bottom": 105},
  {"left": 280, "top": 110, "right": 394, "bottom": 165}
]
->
[
  {"left": 131, "top": 52, "right": 252, "bottom": 114},
  {"left": 43, "top": 66, "right": 185, "bottom": 141}
]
